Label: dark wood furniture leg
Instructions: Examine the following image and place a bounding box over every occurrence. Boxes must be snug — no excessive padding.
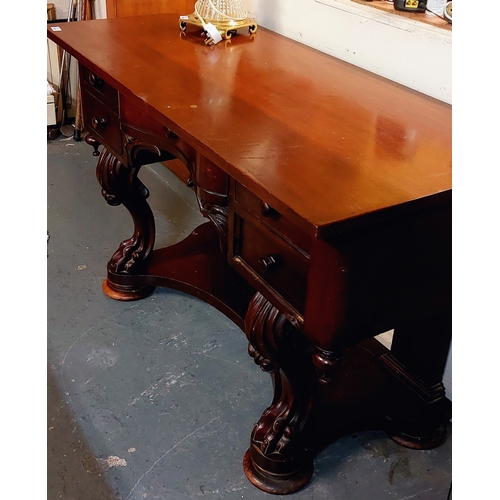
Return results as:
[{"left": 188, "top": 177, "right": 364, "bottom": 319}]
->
[
  {"left": 243, "top": 292, "right": 317, "bottom": 494},
  {"left": 381, "top": 310, "right": 451, "bottom": 450},
  {"left": 96, "top": 147, "right": 157, "bottom": 300},
  {"left": 96, "top": 148, "right": 155, "bottom": 300},
  {"left": 381, "top": 309, "right": 452, "bottom": 449}
]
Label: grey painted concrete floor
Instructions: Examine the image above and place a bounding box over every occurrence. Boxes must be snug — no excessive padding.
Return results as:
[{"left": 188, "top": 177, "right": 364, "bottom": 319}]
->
[{"left": 47, "top": 136, "right": 452, "bottom": 500}]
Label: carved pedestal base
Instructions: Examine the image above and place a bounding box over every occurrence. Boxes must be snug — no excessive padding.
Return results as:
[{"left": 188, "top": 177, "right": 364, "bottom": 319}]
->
[{"left": 241, "top": 298, "right": 451, "bottom": 494}]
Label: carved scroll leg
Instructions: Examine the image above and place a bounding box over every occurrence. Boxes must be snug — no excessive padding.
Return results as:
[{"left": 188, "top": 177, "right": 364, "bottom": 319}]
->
[
  {"left": 96, "top": 148, "right": 156, "bottom": 300},
  {"left": 381, "top": 309, "right": 452, "bottom": 449},
  {"left": 243, "top": 293, "right": 315, "bottom": 494}
]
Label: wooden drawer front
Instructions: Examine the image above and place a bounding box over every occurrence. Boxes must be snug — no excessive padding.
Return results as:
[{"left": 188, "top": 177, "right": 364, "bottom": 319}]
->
[
  {"left": 82, "top": 89, "right": 122, "bottom": 155},
  {"left": 232, "top": 215, "right": 309, "bottom": 315},
  {"left": 233, "top": 181, "right": 311, "bottom": 255},
  {"left": 81, "top": 66, "right": 119, "bottom": 114}
]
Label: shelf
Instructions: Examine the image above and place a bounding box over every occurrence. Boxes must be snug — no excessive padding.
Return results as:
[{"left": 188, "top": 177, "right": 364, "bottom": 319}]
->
[{"left": 351, "top": 0, "right": 451, "bottom": 31}]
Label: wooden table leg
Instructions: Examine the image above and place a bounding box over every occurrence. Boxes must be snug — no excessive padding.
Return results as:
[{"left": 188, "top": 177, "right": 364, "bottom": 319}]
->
[
  {"left": 381, "top": 309, "right": 452, "bottom": 449},
  {"left": 242, "top": 292, "right": 316, "bottom": 494},
  {"left": 96, "top": 147, "right": 156, "bottom": 300}
]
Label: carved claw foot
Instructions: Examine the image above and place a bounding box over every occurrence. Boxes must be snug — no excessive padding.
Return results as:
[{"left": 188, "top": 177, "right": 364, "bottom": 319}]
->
[
  {"left": 243, "top": 292, "right": 315, "bottom": 494},
  {"left": 95, "top": 148, "right": 156, "bottom": 300}
]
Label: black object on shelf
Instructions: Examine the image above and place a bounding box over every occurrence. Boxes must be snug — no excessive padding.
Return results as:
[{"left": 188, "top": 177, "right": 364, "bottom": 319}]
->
[{"left": 394, "top": 0, "right": 427, "bottom": 13}]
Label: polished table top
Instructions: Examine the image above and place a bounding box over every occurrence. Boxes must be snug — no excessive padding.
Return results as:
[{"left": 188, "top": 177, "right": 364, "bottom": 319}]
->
[{"left": 47, "top": 14, "right": 451, "bottom": 236}]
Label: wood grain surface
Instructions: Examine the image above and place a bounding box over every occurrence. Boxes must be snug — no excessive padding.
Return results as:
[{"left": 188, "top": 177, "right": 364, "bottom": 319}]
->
[{"left": 47, "top": 14, "right": 451, "bottom": 234}]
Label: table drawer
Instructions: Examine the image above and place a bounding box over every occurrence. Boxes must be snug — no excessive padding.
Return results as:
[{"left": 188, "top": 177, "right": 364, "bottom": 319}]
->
[
  {"left": 232, "top": 214, "right": 309, "bottom": 315},
  {"left": 233, "top": 181, "right": 311, "bottom": 255},
  {"left": 81, "top": 66, "right": 119, "bottom": 114},
  {"left": 82, "top": 89, "right": 122, "bottom": 156}
]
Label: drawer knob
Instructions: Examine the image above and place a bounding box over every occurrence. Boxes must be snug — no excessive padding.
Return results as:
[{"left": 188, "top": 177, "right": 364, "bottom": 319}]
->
[
  {"left": 258, "top": 255, "right": 277, "bottom": 273},
  {"left": 91, "top": 117, "right": 107, "bottom": 130},
  {"left": 260, "top": 201, "right": 275, "bottom": 217},
  {"left": 89, "top": 73, "right": 104, "bottom": 88}
]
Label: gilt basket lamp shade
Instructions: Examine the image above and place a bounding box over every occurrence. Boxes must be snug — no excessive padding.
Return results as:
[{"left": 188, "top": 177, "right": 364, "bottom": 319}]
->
[{"left": 179, "top": 0, "right": 257, "bottom": 44}]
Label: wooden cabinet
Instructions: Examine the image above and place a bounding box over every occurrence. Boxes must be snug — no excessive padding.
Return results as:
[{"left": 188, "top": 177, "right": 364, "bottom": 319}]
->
[{"left": 106, "top": 0, "right": 193, "bottom": 18}]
